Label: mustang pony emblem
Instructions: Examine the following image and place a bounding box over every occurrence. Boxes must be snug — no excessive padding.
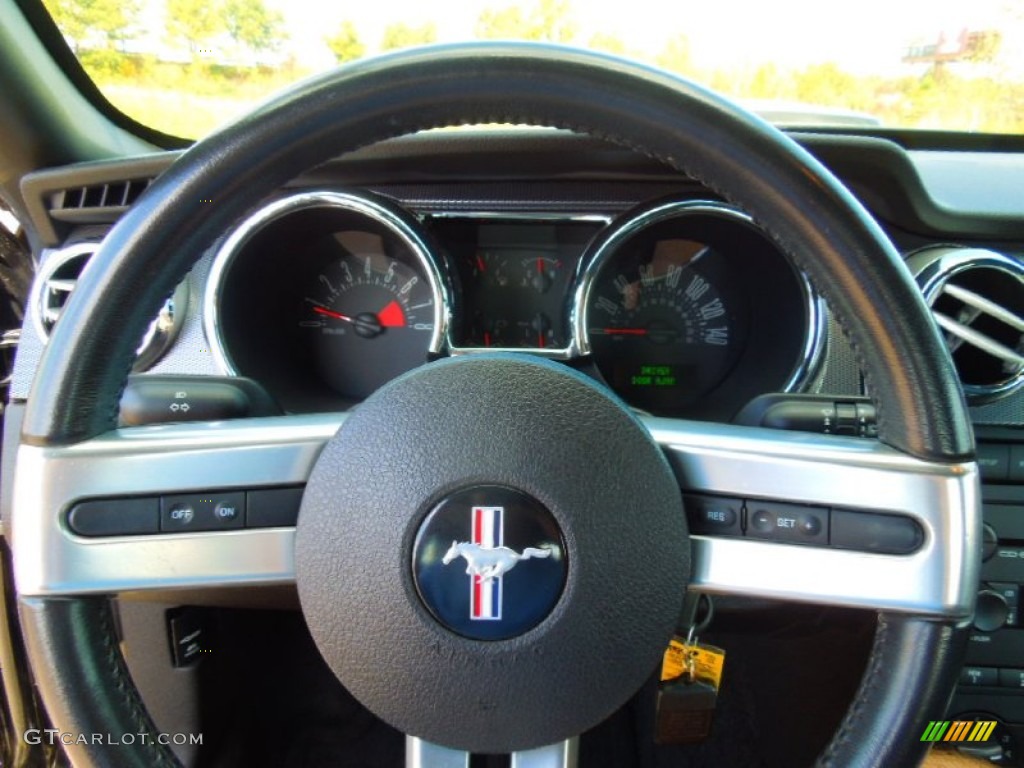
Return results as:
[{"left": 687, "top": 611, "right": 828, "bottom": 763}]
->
[
  {"left": 442, "top": 541, "right": 552, "bottom": 581},
  {"left": 441, "top": 504, "right": 555, "bottom": 621}
]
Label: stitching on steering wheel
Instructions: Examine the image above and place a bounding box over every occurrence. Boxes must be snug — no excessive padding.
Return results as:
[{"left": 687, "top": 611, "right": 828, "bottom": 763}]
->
[
  {"left": 95, "top": 600, "right": 181, "bottom": 768},
  {"left": 816, "top": 614, "right": 890, "bottom": 767}
]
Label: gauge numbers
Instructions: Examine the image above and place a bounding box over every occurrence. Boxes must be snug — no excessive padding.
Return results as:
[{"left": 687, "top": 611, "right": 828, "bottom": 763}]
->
[
  {"left": 586, "top": 239, "right": 743, "bottom": 414},
  {"left": 299, "top": 231, "right": 436, "bottom": 399}
]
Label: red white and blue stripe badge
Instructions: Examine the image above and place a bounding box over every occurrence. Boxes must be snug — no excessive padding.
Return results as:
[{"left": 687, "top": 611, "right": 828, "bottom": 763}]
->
[{"left": 471, "top": 506, "right": 504, "bottom": 620}]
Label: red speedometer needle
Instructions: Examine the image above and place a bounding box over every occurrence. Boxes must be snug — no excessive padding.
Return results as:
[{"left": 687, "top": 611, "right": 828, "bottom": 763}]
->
[
  {"left": 603, "top": 328, "right": 649, "bottom": 336},
  {"left": 312, "top": 306, "right": 353, "bottom": 322}
]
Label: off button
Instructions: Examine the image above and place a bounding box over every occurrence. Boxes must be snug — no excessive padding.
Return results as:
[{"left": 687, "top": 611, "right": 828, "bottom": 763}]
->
[{"left": 161, "top": 491, "right": 246, "bottom": 532}]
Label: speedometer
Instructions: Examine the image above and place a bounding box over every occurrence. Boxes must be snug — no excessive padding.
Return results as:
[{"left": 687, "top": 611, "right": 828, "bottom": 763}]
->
[
  {"left": 585, "top": 238, "right": 744, "bottom": 413},
  {"left": 578, "top": 199, "right": 823, "bottom": 418}
]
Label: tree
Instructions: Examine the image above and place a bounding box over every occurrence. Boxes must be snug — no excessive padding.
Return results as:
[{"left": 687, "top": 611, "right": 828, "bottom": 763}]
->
[
  {"left": 167, "top": 0, "right": 222, "bottom": 57},
  {"left": 223, "top": 0, "right": 285, "bottom": 55},
  {"left": 588, "top": 33, "right": 626, "bottom": 56},
  {"left": 325, "top": 20, "right": 365, "bottom": 64},
  {"left": 655, "top": 34, "right": 693, "bottom": 76},
  {"left": 380, "top": 22, "right": 437, "bottom": 51},
  {"left": 47, "top": 0, "right": 141, "bottom": 55},
  {"left": 475, "top": 0, "right": 576, "bottom": 43}
]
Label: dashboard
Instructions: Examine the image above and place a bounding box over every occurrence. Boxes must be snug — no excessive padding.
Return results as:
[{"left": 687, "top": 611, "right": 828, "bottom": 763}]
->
[
  {"left": 203, "top": 188, "right": 818, "bottom": 419},
  {"left": 9, "top": 126, "right": 1024, "bottom": 765}
]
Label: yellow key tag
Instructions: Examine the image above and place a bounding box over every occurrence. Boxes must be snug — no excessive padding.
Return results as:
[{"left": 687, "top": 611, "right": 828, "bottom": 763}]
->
[{"left": 660, "top": 636, "right": 726, "bottom": 690}]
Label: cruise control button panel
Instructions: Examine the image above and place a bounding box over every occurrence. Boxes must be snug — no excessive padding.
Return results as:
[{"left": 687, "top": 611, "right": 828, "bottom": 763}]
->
[
  {"left": 161, "top": 492, "right": 245, "bottom": 533},
  {"left": 684, "top": 493, "right": 924, "bottom": 554},
  {"left": 66, "top": 486, "right": 304, "bottom": 536}
]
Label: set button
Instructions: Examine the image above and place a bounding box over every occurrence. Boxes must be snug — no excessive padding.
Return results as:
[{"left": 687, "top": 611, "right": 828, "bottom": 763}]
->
[{"left": 746, "top": 500, "right": 827, "bottom": 545}]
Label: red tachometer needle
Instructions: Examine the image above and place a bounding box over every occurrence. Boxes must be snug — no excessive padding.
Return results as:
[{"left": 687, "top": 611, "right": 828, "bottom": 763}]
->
[
  {"left": 313, "top": 306, "right": 353, "bottom": 322},
  {"left": 377, "top": 300, "right": 406, "bottom": 328}
]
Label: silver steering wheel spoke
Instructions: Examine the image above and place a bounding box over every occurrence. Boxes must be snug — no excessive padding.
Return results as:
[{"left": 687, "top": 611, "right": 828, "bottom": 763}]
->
[
  {"left": 12, "top": 412, "right": 978, "bottom": 621},
  {"left": 406, "top": 736, "right": 578, "bottom": 768},
  {"left": 647, "top": 416, "right": 980, "bottom": 619}
]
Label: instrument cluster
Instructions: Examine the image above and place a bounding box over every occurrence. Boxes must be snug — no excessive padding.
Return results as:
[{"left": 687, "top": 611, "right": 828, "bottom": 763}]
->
[{"left": 205, "top": 190, "right": 824, "bottom": 419}]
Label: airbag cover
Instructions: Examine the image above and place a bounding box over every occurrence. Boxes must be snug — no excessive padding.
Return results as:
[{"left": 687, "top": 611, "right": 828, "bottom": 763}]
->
[{"left": 295, "top": 354, "right": 688, "bottom": 752}]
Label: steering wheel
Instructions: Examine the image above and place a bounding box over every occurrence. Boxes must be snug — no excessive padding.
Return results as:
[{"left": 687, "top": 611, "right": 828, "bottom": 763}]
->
[{"left": 11, "top": 44, "right": 979, "bottom": 767}]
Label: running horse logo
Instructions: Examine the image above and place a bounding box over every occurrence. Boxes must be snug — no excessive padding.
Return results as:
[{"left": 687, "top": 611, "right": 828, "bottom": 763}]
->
[
  {"left": 441, "top": 505, "right": 552, "bottom": 621},
  {"left": 442, "top": 541, "right": 552, "bottom": 581}
]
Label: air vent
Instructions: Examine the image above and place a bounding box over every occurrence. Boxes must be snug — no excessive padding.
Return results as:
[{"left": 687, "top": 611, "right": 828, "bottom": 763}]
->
[
  {"left": 30, "top": 242, "right": 189, "bottom": 371},
  {"left": 908, "top": 247, "right": 1024, "bottom": 404},
  {"left": 31, "top": 242, "right": 96, "bottom": 341},
  {"left": 47, "top": 178, "right": 152, "bottom": 222}
]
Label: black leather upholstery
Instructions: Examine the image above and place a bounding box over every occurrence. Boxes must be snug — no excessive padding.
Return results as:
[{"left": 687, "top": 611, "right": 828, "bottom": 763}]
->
[{"left": 16, "top": 44, "right": 974, "bottom": 766}]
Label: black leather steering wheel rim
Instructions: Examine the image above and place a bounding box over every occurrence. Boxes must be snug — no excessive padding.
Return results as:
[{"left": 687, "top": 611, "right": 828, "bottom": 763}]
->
[{"left": 17, "top": 43, "right": 973, "bottom": 767}]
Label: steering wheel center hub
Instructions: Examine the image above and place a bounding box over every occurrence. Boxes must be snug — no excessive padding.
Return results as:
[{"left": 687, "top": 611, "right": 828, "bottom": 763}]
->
[
  {"left": 413, "top": 484, "right": 567, "bottom": 640},
  {"left": 294, "top": 354, "right": 688, "bottom": 752}
]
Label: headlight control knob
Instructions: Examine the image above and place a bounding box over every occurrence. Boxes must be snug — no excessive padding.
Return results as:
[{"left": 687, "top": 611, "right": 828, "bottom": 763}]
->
[{"left": 974, "top": 589, "right": 1010, "bottom": 632}]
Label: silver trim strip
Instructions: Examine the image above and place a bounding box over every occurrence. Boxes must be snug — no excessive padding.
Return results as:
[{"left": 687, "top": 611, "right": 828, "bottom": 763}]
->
[
  {"left": 203, "top": 191, "right": 451, "bottom": 376},
  {"left": 510, "top": 738, "right": 579, "bottom": 768},
  {"left": 647, "top": 417, "right": 979, "bottom": 616},
  {"left": 12, "top": 415, "right": 977, "bottom": 618},
  {"left": 426, "top": 211, "right": 611, "bottom": 224},
  {"left": 570, "top": 200, "right": 826, "bottom": 393},
  {"left": 12, "top": 414, "right": 340, "bottom": 595},
  {"left": 404, "top": 736, "right": 577, "bottom": 768},
  {"left": 405, "top": 737, "right": 469, "bottom": 768}
]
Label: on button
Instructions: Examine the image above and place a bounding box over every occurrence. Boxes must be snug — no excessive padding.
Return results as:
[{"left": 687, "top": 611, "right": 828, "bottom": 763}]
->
[{"left": 161, "top": 492, "right": 246, "bottom": 532}]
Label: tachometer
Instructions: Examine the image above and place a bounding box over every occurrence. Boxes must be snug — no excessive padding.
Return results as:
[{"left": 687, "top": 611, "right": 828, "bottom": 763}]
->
[
  {"left": 299, "top": 233, "right": 437, "bottom": 399},
  {"left": 207, "top": 191, "right": 448, "bottom": 410}
]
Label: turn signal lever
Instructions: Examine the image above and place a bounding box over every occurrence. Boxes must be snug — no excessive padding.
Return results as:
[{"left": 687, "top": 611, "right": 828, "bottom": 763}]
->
[{"left": 734, "top": 394, "right": 877, "bottom": 438}]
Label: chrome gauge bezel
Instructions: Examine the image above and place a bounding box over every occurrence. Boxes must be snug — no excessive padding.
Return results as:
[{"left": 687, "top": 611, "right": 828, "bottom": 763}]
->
[
  {"left": 907, "top": 245, "right": 1024, "bottom": 402},
  {"left": 430, "top": 210, "right": 611, "bottom": 360},
  {"left": 571, "top": 199, "right": 826, "bottom": 394},
  {"left": 203, "top": 190, "right": 451, "bottom": 376},
  {"left": 32, "top": 240, "right": 189, "bottom": 372}
]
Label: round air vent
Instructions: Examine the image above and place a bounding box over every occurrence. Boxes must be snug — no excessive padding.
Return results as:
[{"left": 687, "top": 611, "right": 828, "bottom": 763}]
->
[
  {"left": 32, "top": 242, "right": 94, "bottom": 341},
  {"left": 31, "top": 242, "right": 189, "bottom": 371},
  {"left": 908, "top": 246, "right": 1024, "bottom": 404}
]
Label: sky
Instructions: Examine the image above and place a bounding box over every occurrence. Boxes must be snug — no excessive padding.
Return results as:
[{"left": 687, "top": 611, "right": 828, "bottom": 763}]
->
[{"left": 260, "top": 0, "right": 1021, "bottom": 74}]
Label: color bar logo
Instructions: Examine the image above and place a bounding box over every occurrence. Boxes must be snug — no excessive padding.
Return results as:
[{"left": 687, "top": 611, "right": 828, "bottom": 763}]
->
[
  {"left": 920, "top": 720, "right": 997, "bottom": 742},
  {"left": 470, "top": 506, "right": 504, "bottom": 621}
]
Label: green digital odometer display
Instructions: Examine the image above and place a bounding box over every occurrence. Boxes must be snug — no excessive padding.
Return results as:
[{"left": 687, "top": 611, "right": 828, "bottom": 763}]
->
[{"left": 630, "top": 365, "right": 679, "bottom": 388}]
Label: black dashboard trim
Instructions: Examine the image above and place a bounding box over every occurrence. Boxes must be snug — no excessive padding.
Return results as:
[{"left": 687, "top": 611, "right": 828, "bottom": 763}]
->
[{"left": 20, "top": 129, "right": 1024, "bottom": 250}]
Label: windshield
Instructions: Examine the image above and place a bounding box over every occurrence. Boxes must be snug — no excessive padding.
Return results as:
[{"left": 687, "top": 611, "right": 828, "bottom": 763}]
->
[{"left": 40, "top": 0, "right": 1024, "bottom": 140}]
